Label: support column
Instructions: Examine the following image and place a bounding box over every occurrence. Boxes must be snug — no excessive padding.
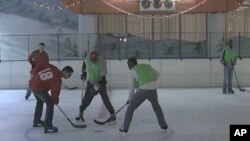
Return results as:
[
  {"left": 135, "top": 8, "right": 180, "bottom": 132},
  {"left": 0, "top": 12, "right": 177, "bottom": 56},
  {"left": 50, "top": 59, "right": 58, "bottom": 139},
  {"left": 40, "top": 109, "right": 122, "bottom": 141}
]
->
[
  {"left": 79, "top": 14, "right": 98, "bottom": 57},
  {"left": 207, "top": 13, "right": 226, "bottom": 57}
]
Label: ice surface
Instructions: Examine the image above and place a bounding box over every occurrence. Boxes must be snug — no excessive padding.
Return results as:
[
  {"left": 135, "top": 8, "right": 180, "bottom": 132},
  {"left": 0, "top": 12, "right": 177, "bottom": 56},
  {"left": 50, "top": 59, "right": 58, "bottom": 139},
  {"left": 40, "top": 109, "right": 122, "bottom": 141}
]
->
[{"left": 0, "top": 88, "right": 250, "bottom": 141}]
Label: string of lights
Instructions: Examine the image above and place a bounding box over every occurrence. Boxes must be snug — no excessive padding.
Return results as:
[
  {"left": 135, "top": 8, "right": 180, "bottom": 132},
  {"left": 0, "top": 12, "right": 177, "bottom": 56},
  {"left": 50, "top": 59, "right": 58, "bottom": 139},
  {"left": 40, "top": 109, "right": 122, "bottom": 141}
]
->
[
  {"left": 101, "top": 0, "right": 208, "bottom": 19},
  {"left": 30, "top": 0, "right": 63, "bottom": 10},
  {"left": 29, "top": 0, "right": 244, "bottom": 18},
  {"left": 29, "top": 0, "right": 84, "bottom": 11}
]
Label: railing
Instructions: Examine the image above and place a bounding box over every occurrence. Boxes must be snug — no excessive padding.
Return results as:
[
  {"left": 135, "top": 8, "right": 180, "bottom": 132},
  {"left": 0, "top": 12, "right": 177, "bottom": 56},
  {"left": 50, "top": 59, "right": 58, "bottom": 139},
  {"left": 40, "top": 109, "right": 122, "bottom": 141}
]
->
[{"left": 0, "top": 32, "right": 249, "bottom": 61}]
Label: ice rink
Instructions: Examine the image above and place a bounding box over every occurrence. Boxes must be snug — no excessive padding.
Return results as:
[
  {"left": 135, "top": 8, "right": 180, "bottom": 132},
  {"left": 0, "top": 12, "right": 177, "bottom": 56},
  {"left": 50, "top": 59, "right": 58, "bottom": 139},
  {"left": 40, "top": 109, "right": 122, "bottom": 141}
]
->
[{"left": 0, "top": 88, "right": 250, "bottom": 141}]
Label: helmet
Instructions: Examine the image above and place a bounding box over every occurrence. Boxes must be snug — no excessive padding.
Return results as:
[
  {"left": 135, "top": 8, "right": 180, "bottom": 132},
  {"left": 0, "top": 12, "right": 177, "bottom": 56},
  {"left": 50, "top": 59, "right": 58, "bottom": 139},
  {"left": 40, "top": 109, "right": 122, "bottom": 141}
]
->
[{"left": 90, "top": 51, "right": 98, "bottom": 63}]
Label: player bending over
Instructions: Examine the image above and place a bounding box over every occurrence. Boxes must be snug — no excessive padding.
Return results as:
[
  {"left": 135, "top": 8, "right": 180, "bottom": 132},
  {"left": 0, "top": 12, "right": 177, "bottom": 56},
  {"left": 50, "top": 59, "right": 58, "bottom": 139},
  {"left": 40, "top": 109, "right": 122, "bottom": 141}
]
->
[{"left": 30, "top": 64, "right": 74, "bottom": 133}]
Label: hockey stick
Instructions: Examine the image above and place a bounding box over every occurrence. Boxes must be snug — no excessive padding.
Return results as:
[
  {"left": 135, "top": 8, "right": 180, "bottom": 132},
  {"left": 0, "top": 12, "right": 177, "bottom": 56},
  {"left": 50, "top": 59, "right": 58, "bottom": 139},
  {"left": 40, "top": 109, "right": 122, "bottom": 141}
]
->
[
  {"left": 56, "top": 105, "right": 87, "bottom": 128},
  {"left": 81, "top": 81, "right": 85, "bottom": 102},
  {"left": 232, "top": 66, "right": 245, "bottom": 92},
  {"left": 93, "top": 102, "right": 128, "bottom": 125},
  {"left": 75, "top": 81, "right": 99, "bottom": 121},
  {"left": 75, "top": 81, "right": 85, "bottom": 121},
  {"left": 75, "top": 52, "right": 88, "bottom": 121},
  {"left": 62, "top": 84, "right": 78, "bottom": 90}
]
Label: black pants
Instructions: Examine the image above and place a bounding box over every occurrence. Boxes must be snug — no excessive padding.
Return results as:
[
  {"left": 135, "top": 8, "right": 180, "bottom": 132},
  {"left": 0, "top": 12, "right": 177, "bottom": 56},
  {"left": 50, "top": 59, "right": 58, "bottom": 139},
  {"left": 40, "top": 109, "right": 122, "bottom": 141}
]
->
[
  {"left": 32, "top": 90, "right": 54, "bottom": 128},
  {"left": 122, "top": 89, "right": 168, "bottom": 131},
  {"left": 80, "top": 81, "right": 115, "bottom": 114},
  {"left": 25, "top": 72, "right": 33, "bottom": 99},
  {"left": 25, "top": 86, "right": 32, "bottom": 99}
]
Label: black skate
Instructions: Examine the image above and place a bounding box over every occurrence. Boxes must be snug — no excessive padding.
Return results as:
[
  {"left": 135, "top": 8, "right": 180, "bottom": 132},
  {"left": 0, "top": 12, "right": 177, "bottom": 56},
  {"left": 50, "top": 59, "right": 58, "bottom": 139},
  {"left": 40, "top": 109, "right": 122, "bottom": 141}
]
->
[
  {"left": 75, "top": 105, "right": 84, "bottom": 122},
  {"left": 119, "top": 128, "right": 127, "bottom": 136},
  {"left": 228, "top": 89, "right": 234, "bottom": 94},
  {"left": 161, "top": 126, "right": 168, "bottom": 130},
  {"left": 33, "top": 120, "right": 44, "bottom": 127},
  {"left": 75, "top": 116, "right": 84, "bottom": 122},
  {"left": 44, "top": 126, "right": 58, "bottom": 133},
  {"left": 161, "top": 126, "right": 168, "bottom": 132}
]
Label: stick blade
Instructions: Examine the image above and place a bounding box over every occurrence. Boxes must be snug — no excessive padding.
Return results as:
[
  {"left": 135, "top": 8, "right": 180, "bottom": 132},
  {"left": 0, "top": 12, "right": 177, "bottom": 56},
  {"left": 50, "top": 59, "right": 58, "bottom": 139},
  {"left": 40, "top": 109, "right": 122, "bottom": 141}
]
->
[
  {"left": 67, "top": 117, "right": 87, "bottom": 128},
  {"left": 72, "top": 124, "right": 87, "bottom": 128},
  {"left": 68, "top": 87, "right": 78, "bottom": 90},
  {"left": 240, "top": 89, "right": 246, "bottom": 92},
  {"left": 64, "top": 85, "right": 78, "bottom": 90},
  {"left": 93, "top": 119, "right": 108, "bottom": 125}
]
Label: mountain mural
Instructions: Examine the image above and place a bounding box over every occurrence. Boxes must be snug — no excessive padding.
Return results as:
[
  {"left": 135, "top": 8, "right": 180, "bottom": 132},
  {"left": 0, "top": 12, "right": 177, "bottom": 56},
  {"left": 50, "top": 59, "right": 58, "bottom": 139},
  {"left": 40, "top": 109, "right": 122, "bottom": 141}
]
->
[{"left": 0, "top": 0, "right": 78, "bottom": 30}]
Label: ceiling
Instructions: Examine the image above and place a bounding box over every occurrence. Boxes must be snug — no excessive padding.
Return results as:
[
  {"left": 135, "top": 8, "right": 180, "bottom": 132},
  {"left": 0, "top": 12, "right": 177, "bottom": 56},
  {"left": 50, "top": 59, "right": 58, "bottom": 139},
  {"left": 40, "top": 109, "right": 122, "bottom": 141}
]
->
[{"left": 61, "top": 0, "right": 246, "bottom": 14}]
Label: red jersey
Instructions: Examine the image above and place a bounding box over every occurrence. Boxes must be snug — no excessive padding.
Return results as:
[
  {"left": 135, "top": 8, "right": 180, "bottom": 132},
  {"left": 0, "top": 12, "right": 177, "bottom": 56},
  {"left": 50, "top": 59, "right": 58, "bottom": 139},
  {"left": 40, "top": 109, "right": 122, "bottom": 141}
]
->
[
  {"left": 28, "top": 50, "right": 49, "bottom": 74},
  {"left": 29, "top": 64, "right": 62, "bottom": 104}
]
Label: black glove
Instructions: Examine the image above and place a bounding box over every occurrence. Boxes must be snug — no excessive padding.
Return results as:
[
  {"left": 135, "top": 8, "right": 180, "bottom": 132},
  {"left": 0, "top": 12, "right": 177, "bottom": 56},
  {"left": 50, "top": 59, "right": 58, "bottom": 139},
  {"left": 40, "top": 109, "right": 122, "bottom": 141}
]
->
[
  {"left": 126, "top": 100, "right": 130, "bottom": 105},
  {"left": 80, "top": 72, "right": 87, "bottom": 80},
  {"left": 82, "top": 62, "right": 86, "bottom": 71},
  {"left": 98, "top": 76, "right": 107, "bottom": 85},
  {"left": 52, "top": 96, "right": 59, "bottom": 105},
  {"left": 30, "top": 61, "right": 35, "bottom": 68}
]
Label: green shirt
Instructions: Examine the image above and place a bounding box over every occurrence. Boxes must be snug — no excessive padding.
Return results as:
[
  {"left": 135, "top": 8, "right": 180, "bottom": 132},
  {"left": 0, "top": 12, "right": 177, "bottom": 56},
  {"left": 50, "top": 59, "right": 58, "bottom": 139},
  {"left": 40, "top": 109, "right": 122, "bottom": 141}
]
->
[
  {"left": 132, "top": 64, "right": 156, "bottom": 87},
  {"left": 220, "top": 48, "right": 237, "bottom": 65},
  {"left": 85, "top": 56, "right": 107, "bottom": 82}
]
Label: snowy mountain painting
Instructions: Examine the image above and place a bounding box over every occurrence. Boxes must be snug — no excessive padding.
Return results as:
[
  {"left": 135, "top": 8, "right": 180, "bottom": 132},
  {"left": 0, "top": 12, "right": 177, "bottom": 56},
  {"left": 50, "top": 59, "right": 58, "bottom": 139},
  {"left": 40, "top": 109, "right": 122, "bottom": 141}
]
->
[
  {"left": 0, "top": 0, "right": 80, "bottom": 61},
  {"left": 98, "top": 33, "right": 208, "bottom": 59},
  {"left": 1, "top": 0, "right": 250, "bottom": 60},
  {"left": 0, "top": 0, "right": 78, "bottom": 31}
]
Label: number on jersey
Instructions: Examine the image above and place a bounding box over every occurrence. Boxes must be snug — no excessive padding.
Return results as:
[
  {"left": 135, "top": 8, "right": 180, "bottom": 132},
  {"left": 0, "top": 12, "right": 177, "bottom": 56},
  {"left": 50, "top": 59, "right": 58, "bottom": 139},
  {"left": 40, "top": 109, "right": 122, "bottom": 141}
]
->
[{"left": 38, "top": 68, "right": 53, "bottom": 81}]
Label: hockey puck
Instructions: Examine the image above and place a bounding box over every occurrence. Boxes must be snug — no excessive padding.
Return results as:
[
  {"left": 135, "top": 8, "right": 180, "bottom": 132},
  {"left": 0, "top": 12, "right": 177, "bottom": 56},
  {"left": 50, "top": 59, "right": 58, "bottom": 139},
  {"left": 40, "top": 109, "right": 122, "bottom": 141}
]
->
[{"left": 93, "top": 129, "right": 104, "bottom": 133}]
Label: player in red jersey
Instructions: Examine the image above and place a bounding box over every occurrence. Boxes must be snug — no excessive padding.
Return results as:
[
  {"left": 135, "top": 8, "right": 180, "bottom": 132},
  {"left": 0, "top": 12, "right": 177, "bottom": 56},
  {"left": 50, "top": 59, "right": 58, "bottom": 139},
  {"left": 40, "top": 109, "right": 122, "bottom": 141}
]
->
[
  {"left": 25, "top": 43, "right": 49, "bottom": 100},
  {"left": 28, "top": 42, "right": 49, "bottom": 74},
  {"left": 29, "top": 64, "right": 74, "bottom": 133}
]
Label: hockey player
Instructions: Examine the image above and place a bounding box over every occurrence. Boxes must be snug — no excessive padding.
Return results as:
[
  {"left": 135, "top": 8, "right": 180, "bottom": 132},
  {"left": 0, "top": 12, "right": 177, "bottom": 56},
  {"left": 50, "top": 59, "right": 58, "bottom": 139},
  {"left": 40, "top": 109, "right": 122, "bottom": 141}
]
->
[
  {"left": 119, "top": 57, "right": 168, "bottom": 135},
  {"left": 29, "top": 64, "right": 74, "bottom": 133},
  {"left": 25, "top": 42, "right": 49, "bottom": 100},
  {"left": 76, "top": 50, "right": 116, "bottom": 123},
  {"left": 220, "top": 39, "right": 237, "bottom": 94}
]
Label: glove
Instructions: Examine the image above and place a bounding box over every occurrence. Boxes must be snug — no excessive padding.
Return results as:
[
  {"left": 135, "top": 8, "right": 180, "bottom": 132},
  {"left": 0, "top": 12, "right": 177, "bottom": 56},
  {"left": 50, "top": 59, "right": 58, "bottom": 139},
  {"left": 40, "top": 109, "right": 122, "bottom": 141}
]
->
[
  {"left": 30, "top": 61, "right": 35, "bottom": 68},
  {"left": 80, "top": 72, "right": 87, "bottom": 80},
  {"left": 52, "top": 97, "right": 59, "bottom": 105},
  {"left": 98, "top": 76, "right": 107, "bottom": 85},
  {"left": 126, "top": 100, "right": 130, "bottom": 105}
]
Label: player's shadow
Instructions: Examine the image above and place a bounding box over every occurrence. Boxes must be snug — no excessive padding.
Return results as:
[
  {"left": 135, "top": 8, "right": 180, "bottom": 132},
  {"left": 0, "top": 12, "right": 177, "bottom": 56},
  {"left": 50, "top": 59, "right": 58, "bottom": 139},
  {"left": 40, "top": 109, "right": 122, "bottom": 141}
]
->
[{"left": 24, "top": 128, "right": 36, "bottom": 141}]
